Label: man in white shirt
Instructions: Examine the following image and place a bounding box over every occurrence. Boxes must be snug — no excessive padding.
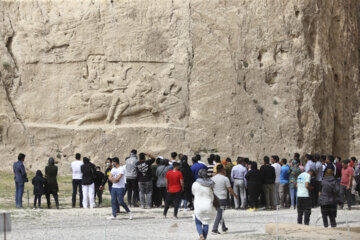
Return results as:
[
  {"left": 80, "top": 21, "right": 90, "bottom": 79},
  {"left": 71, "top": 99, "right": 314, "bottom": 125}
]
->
[
  {"left": 107, "top": 157, "right": 132, "bottom": 220},
  {"left": 297, "top": 170, "right": 315, "bottom": 225},
  {"left": 71, "top": 153, "right": 83, "bottom": 208},
  {"left": 170, "top": 152, "right": 178, "bottom": 165},
  {"left": 271, "top": 155, "right": 281, "bottom": 206}
]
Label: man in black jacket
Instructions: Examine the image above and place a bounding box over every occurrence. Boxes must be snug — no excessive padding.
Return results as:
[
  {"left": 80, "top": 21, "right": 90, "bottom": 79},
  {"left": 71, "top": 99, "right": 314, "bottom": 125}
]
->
[
  {"left": 136, "top": 153, "right": 155, "bottom": 208},
  {"left": 81, "top": 157, "right": 96, "bottom": 208},
  {"left": 260, "top": 156, "right": 276, "bottom": 210}
]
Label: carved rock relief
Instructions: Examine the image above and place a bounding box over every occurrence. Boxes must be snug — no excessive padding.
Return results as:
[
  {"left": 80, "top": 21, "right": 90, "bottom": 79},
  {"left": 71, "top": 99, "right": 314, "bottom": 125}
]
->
[{"left": 65, "top": 55, "right": 187, "bottom": 126}]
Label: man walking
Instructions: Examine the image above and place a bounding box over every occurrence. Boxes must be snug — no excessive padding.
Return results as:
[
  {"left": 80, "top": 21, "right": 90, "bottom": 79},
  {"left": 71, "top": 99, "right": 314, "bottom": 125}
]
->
[
  {"left": 71, "top": 153, "right": 83, "bottom": 208},
  {"left": 297, "top": 169, "right": 315, "bottom": 225},
  {"left": 13, "top": 153, "right": 28, "bottom": 208},
  {"left": 107, "top": 157, "right": 132, "bottom": 220},
  {"left": 260, "top": 156, "right": 276, "bottom": 210},
  {"left": 231, "top": 157, "right": 247, "bottom": 209},
  {"left": 339, "top": 160, "right": 354, "bottom": 210},
  {"left": 211, "top": 164, "right": 237, "bottom": 234},
  {"left": 271, "top": 155, "right": 281, "bottom": 206},
  {"left": 163, "top": 162, "right": 184, "bottom": 218},
  {"left": 136, "top": 153, "right": 156, "bottom": 208},
  {"left": 126, "top": 149, "right": 139, "bottom": 207}
]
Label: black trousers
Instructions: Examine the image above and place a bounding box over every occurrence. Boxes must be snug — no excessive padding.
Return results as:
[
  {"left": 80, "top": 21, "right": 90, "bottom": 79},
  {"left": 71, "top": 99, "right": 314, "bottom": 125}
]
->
[
  {"left": 34, "top": 194, "right": 42, "bottom": 207},
  {"left": 46, "top": 192, "right": 59, "bottom": 208},
  {"left": 248, "top": 189, "right": 260, "bottom": 209},
  {"left": 297, "top": 197, "right": 312, "bottom": 225},
  {"left": 313, "top": 181, "right": 322, "bottom": 207},
  {"left": 321, "top": 205, "right": 337, "bottom": 227},
  {"left": 126, "top": 178, "right": 139, "bottom": 206},
  {"left": 163, "top": 191, "right": 181, "bottom": 217},
  {"left": 95, "top": 185, "right": 103, "bottom": 205},
  {"left": 152, "top": 180, "right": 161, "bottom": 207},
  {"left": 72, "top": 179, "right": 83, "bottom": 207},
  {"left": 158, "top": 187, "right": 167, "bottom": 206},
  {"left": 310, "top": 179, "right": 316, "bottom": 207}
]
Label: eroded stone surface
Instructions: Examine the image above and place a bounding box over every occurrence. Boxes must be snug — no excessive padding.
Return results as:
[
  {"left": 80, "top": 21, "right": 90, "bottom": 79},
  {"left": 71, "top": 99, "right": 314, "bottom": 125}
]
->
[{"left": 0, "top": 0, "right": 359, "bottom": 172}]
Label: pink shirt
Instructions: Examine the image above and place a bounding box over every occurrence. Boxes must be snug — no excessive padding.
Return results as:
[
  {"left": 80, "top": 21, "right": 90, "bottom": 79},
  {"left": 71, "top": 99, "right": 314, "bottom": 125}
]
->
[{"left": 340, "top": 167, "right": 354, "bottom": 186}]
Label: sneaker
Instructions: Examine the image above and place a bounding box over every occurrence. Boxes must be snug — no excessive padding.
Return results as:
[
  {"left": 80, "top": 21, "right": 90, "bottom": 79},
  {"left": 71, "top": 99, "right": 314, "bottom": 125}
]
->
[
  {"left": 211, "top": 230, "right": 221, "bottom": 235},
  {"left": 128, "top": 212, "right": 133, "bottom": 220},
  {"left": 98, "top": 204, "right": 102, "bottom": 208},
  {"left": 184, "top": 208, "right": 190, "bottom": 212},
  {"left": 222, "top": 227, "right": 228, "bottom": 232},
  {"left": 248, "top": 208, "right": 255, "bottom": 212},
  {"left": 107, "top": 216, "right": 116, "bottom": 220},
  {"left": 32, "top": 207, "right": 36, "bottom": 210}
]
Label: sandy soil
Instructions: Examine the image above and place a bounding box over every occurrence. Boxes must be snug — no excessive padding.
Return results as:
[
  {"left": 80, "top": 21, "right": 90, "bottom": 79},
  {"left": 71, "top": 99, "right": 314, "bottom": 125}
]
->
[{"left": 2, "top": 206, "right": 360, "bottom": 240}]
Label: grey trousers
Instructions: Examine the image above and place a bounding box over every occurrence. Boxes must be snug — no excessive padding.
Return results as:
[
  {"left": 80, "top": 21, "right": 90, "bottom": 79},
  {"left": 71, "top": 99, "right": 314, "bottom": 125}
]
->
[
  {"left": 138, "top": 180, "right": 153, "bottom": 208},
  {"left": 339, "top": 185, "right": 352, "bottom": 209},
  {"left": 279, "top": 183, "right": 289, "bottom": 207},
  {"left": 274, "top": 182, "right": 280, "bottom": 205},
  {"left": 263, "top": 184, "right": 275, "bottom": 208},
  {"left": 212, "top": 199, "right": 227, "bottom": 231},
  {"left": 233, "top": 179, "right": 246, "bottom": 208}
]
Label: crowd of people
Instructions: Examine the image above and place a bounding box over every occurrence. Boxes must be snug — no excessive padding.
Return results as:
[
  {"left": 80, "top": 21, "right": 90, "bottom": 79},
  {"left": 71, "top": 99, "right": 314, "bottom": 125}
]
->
[{"left": 13, "top": 151, "right": 360, "bottom": 239}]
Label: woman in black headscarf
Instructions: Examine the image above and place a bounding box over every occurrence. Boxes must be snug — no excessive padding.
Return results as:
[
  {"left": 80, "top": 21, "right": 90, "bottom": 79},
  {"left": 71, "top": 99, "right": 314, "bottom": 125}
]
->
[
  {"left": 45, "top": 157, "right": 59, "bottom": 209},
  {"left": 245, "top": 161, "right": 262, "bottom": 210},
  {"left": 180, "top": 155, "right": 194, "bottom": 211}
]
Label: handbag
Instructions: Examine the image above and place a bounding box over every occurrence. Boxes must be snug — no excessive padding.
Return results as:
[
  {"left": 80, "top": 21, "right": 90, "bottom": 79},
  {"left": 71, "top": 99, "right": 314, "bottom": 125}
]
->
[{"left": 212, "top": 191, "right": 221, "bottom": 208}]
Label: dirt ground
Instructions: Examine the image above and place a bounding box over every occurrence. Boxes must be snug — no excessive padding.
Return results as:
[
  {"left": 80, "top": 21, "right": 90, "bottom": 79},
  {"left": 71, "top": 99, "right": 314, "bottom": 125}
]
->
[{"left": 3, "top": 206, "right": 360, "bottom": 240}]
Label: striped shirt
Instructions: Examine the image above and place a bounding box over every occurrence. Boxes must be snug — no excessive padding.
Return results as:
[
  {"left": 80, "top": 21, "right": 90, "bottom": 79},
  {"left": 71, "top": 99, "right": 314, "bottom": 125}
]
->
[{"left": 207, "top": 164, "right": 215, "bottom": 176}]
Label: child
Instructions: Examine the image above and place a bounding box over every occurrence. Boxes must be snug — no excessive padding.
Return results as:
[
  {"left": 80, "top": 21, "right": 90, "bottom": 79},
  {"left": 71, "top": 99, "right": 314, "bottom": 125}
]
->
[
  {"left": 319, "top": 169, "right": 341, "bottom": 228},
  {"left": 95, "top": 166, "right": 105, "bottom": 207},
  {"left": 32, "top": 170, "right": 46, "bottom": 209}
]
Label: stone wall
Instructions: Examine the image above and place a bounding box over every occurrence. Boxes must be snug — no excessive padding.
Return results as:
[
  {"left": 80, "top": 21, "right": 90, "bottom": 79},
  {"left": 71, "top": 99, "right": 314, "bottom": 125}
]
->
[{"left": 0, "top": 0, "right": 359, "bottom": 173}]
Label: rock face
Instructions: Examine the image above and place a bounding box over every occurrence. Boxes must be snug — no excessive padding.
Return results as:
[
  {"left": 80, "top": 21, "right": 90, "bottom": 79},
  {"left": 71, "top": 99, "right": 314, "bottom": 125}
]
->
[{"left": 0, "top": 0, "right": 359, "bottom": 172}]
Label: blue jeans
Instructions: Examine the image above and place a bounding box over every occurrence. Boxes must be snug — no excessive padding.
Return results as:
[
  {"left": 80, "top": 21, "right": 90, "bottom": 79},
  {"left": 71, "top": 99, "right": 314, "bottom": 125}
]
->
[
  {"left": 111, "top": 188, "right": 130, "bottom": 217},
  {"left": 195, "top": 217, "right": 209, "bottom": 239},
  {"left": 290, "top": 187, "right": 297, "bottom": 207},
  {"left": 15, "top": 182, "right": 24, "bottom": 208},
  {"left": 178, "top": 199, "right": 188, "bottom": 209}
]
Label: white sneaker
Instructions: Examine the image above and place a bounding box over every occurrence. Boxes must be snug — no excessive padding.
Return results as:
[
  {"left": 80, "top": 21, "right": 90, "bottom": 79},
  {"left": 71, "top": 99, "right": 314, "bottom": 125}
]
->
[
  {"left": 128, "top": 212, "right": 133, "bottom": 220},
  {"left": 107, "top": 216, "right": 116, "bottom": 220},
  {"left": 184, "top": 208, "right": 190, "bottom": 212}
]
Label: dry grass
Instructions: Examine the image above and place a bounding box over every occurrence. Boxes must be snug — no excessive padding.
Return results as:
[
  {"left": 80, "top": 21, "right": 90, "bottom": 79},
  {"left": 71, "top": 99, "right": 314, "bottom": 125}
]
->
[{"left": 0, "top": 171, "right": 111, "bottom": 209}]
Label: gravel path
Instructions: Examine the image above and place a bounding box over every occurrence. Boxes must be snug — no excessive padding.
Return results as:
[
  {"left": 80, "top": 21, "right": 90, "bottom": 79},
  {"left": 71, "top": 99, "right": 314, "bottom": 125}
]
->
[{"left": 4, "top": 206, "right": 360, "bottom": 240}]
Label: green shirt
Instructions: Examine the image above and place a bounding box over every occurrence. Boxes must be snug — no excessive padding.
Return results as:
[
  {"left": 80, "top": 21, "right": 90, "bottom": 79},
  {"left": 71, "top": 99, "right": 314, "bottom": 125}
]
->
[{"left": 289, "top": 166, "right": 301, "bottom": 189}]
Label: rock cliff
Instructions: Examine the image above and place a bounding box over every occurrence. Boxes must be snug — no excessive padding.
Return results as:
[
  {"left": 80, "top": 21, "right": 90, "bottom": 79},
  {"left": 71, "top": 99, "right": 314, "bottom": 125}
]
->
[{"left": 0, "top": 0, "right": 359, "bottom": 172}]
